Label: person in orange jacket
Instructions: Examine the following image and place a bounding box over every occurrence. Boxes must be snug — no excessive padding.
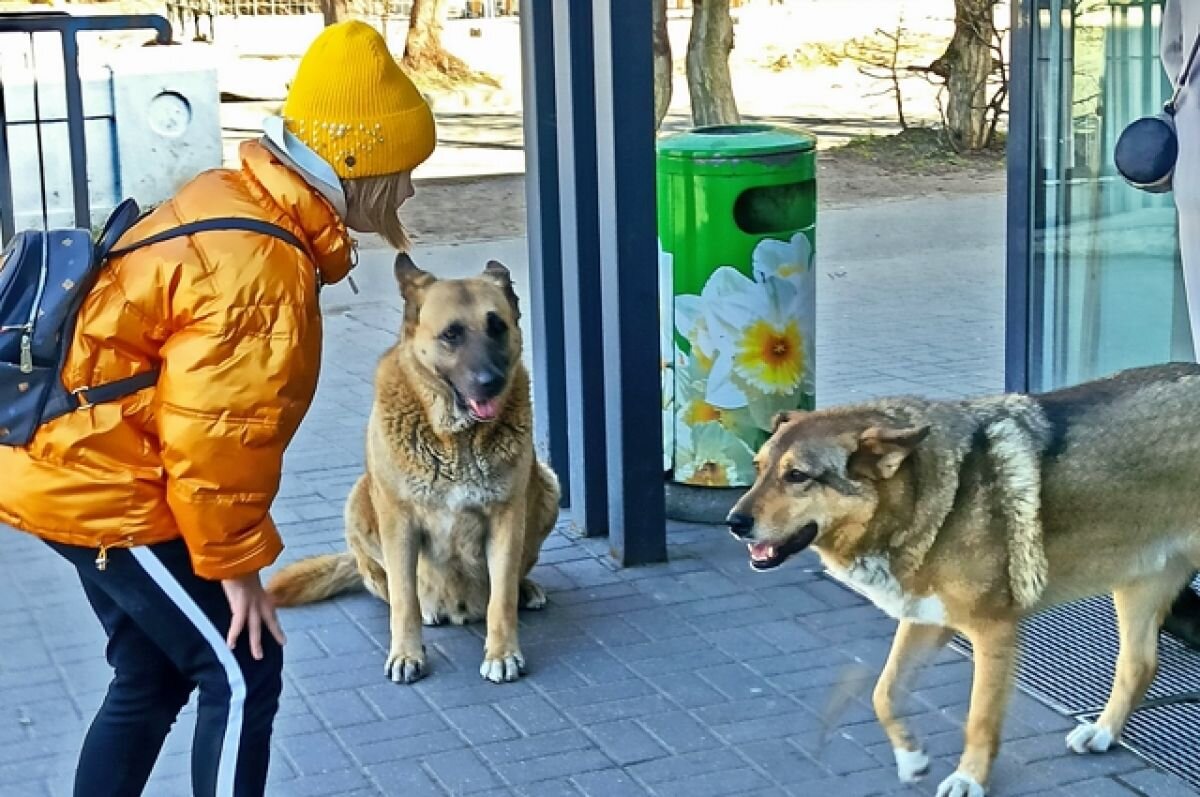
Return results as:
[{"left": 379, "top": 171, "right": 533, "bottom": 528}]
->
[{"left": 0, "top": 21, "right": 434, "bottom": 796}]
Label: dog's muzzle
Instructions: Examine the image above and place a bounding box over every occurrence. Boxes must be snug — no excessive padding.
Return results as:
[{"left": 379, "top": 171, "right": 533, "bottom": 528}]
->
[
  {"left": 741, "top": 521, "right": 819, "bottom": 571},
  {"left": 726, "top": 512, "right": 754, "bottom": 539}
]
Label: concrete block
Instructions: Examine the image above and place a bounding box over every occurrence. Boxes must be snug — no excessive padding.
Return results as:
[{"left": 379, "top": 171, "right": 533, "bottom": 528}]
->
[
  {"left": 109, "top": 50, "right": 222, "bottom": 211},
  {"left": 2, "top": 44, "right": 220, "bottom": 237}
]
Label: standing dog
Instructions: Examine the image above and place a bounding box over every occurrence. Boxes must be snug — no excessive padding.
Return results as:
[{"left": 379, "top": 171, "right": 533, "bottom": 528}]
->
[
  {"left": 269, "top": 254, "right": 560, "bottom": 684},
  {"left": 726, "top": 363, "right": 1200, "bottom": 796}
]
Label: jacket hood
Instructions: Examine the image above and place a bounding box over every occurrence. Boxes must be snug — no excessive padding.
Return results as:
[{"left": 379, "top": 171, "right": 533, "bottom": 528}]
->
[{"left": 239, "top": 139, "right": 355, "bottom": 286}]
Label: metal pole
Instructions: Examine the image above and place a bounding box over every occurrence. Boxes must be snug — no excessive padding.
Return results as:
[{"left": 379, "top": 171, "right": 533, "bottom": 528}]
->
[
  {"left": 519, "top": 0, "right": 571, "bottom": 508},
  {"left": 1005, "top": 0, "right": 1034, "bottom": 393},
  {"left": 591, "top": 0, "right": 666, "bottom": 565},
  {"left": 552, "top": 0, "right": 609, "bottom": 536},
  {"left": 60, "top": 30, "right": 90, "bottom": 229},
  {"left": 0, "top": 14, "right": 173, "bottom": 234},
  {"left": 28, "top": 33, "right": 52, "bottom": 230},
  {"left": 0, "top": 68, "right": 14, "bottom": 243}
]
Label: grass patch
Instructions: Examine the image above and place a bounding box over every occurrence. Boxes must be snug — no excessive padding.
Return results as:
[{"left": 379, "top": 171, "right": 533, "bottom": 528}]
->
[{"left": 833, "top": 126, "right": 1006, "bottom": 175}]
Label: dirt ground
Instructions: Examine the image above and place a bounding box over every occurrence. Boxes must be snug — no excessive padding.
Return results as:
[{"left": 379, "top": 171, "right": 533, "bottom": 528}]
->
[
  {"left": 398, "top": 146, "right": 1006, "bottom": 248},
  {"left": 8, "top": 1, "right": 1007, "bottom": 249}
]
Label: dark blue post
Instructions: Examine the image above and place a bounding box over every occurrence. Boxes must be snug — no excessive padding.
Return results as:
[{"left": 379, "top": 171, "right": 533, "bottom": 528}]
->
[
  {"left": 592, "top": 0, "right": 667, "bottom": 565},
  {"left": 552, "top": 0, "right": 609, "bottom": 537},
  {"left": 1005, "top": 0, "right": 1034, "bottom": 393},
  {"left": 519, "top": 0, "right": 571, "bottom": 508}
]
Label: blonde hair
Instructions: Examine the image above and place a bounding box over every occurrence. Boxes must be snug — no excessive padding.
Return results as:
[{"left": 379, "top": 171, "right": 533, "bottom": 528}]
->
[{"left": 343, "top": 172, "right": 413, "bottom": 251}]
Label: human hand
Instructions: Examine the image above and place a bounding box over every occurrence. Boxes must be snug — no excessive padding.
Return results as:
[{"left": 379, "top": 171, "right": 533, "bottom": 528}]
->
[{"left": 221, "top": 571, "right": 287, "bottom": 660}]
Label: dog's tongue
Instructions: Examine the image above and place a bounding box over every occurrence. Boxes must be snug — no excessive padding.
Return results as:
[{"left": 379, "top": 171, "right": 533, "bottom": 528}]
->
[
  {"left": 748, "top": 542, "right": 776, "bottom": 563},
  {"left": 467, "top": 398, "right": 500, "bottom": 420}
]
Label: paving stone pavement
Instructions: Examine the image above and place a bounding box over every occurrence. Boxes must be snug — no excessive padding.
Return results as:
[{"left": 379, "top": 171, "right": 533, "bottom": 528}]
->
[{"left": 3, "top": 194, "right": 1197, "bottom": 796}]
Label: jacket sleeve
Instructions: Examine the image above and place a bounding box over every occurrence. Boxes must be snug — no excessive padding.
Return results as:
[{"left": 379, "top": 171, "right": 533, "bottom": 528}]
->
[
  {"left": 155, "top": 261, "right": 321, "bottom": 581},
  {"left": 1163, "top": 0, "right": 1184, "bottom": 86}
]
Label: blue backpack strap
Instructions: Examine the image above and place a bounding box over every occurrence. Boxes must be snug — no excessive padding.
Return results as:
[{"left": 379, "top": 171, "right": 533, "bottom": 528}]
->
[
  {"left": 39, "top": 368, "right": 161, "bottom": 422},
  {"left": 95, "top": 198, "right": 144, "bottom": 257},
  {"left": 103, "top": 217, "right": 308, "bottom": 260},
  {"left": 72, "top": 370, "right": 160, "bottom": 410},
  {"left": 39, "top": 218, "right": 308, "bottom": 425}
]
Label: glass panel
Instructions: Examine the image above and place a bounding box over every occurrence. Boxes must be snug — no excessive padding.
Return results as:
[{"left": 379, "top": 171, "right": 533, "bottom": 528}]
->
[{"left": 1030, "top": 0, "right": 1192, "bottom": 391}]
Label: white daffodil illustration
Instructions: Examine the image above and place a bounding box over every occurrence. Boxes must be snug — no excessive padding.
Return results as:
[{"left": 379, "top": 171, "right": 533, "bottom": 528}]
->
[
  {"left": 668, "top": 229, "right": 816, "bottom": 485},
  {"left": 752, "top": 230, "right": 815, "bottom": 282},
  {"left": 675, "top": 266, "right": 745, "bottom": 373},
  {"left": 674, "top": 421, "right": 757, "bottom": 488},
  {"left": 700, "top": 266, "right": 814, "bottom": 405},
  {"left": 674, "top": 344, "right": 760, "bottom": 443}
]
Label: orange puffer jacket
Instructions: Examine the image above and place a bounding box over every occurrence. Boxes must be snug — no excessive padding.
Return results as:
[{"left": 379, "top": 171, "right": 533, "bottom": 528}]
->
[{"left": 0, "top": 140, "right": 353, "bottom": 580}]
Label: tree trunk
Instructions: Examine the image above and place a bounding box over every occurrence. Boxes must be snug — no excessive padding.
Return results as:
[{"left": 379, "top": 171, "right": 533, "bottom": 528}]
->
[
  {"left": 318, "top": 0, "right": 350, "bottom": 26},
  {"left": 403, "top": 0, "right": 472, "bottom": 76},
  {"left": 652, "top": 0, "right": 673, "bottom": 131},
  {"left": 939, "top": 0, "right": 996, "bottom": 150},
  {"left": 686, "top": 0, "right": 740, "bottom": 127}
]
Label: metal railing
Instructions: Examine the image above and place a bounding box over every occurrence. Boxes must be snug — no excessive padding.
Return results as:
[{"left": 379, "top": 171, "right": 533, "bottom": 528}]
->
[
  {"left": 162, "top": 0, "right": 422, "bottom": 42},
  {"left": 161, "top": 0, "right": 518, "bottom": 38},
  {"left": 163, "top": 0, "right": 422, "bottom": 19},
  {"left": 0, "top": 12, "right": 173, "bottom": 242}
]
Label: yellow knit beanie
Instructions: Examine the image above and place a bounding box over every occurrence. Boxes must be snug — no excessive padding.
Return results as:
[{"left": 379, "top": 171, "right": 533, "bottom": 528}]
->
[{"left": 283, "top": 21, "right": 436, "bottom": 178}]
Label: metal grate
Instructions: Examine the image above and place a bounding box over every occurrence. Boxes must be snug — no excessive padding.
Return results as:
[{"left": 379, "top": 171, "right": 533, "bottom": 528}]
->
[
  {"left": 827, "top": 571, "right": 1200, "bottom": 788},
  {"left": 1080, "top": 702, "right": 1200, "bottom": 788},
  {"left": 1010, "top": 590, "right": 1200, "bottom": 715},
  {"left": 948, "top": 576, "right": 1200, "bottom": 789}
]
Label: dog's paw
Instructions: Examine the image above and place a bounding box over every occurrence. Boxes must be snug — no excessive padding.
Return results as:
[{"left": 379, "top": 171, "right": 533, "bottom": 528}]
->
[
  {"left": 480, "top": 649, "right": 526, "bottom": 683},
  {"left": 935, "top": 771, "right": 985, "bottom": 797},
  {"left": 1066, "top": 721, "right": 1115, "bottom": 754},
  {"left": 385, "top": 647, "right": 427, "bottom": 684},
  {"left": 893, "top": 747, "right": 930, "bottom": 783},
  {"left": 421, "top": 609, "right": 443, "bottom": 627},
  {"left": 520, "top": 579, "right": 548, "bottom": 610}
]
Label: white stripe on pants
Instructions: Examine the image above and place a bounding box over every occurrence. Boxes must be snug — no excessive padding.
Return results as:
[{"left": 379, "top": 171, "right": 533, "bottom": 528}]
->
[{"left": 130, "top": 547, "right": 247, "bottom": 797}]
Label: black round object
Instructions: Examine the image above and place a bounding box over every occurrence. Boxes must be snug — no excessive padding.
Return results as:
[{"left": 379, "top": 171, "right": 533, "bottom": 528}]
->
[{"left": 1114, "top": 113, "right": 1178, "bottom": 190}]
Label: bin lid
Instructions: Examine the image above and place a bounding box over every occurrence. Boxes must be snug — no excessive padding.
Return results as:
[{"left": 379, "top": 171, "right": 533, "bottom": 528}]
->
[{"left": 657, "top": 123, "right": 817, "bottom": 158}]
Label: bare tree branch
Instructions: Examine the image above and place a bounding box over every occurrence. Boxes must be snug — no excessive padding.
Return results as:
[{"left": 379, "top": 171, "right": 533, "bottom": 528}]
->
[{"left": 841, "top": 16, "right": 920, "bottom": 131}]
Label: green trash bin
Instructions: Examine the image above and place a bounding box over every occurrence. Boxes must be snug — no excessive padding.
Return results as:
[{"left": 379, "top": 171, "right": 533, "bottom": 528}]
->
[{"left": 657, "top": 123, "right": 817, "bottom": 492}]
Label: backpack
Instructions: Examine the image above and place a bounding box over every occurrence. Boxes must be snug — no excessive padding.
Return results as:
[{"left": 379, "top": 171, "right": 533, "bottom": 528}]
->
[{"left": 0, "top": 198, "right": 307, "bottom": 447}]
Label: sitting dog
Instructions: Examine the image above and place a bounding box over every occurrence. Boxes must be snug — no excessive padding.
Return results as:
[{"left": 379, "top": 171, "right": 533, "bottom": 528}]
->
[
  {"left": 726, "top": 362, "right": 1200, "bottom": 796},
  {"left": 269, "top": 254, "right": 560, "bottom": 684}
]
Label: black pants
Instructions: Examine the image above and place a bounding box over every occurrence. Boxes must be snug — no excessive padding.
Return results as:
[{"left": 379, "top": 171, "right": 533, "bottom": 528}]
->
[
  {"left": 47, "top": 538, "right": 282, "bottom": 797},
  {"left": 1173, "top": 575, "right": 1200, "bottom": 616}
]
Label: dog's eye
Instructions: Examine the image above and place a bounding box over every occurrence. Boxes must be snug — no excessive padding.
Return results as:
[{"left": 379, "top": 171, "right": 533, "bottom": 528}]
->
[
  {"left": 785, "top": 468, "right": 812, "bottom": 485},
  {"left": 440, "top": 324, "right": 464, "bottom": 345},
  {"left": 486, "top": 312, "right": 508, "bottom": 338}
]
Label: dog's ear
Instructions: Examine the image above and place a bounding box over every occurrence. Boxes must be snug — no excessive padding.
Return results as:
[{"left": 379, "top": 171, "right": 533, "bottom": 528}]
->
[
  {"left": 849, "top": 424, "right": 930, "bottom": 480},
  {"left": 771, "top": 410, "right": 798, "bottom": 434},
  {"left": 481, "top": 259, "right": 521, "bottom": 320},
  {"left": 395, "top": 252, "right": 435, "bottom": 333},
  {"left": 394, "top": 252, "right": 435, "bottom": 301}
]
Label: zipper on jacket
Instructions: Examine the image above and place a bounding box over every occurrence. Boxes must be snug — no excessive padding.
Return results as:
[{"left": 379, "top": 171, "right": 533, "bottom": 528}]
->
[
  {"left": 94, "top": 535, "right": 135, "bottom": 571},
  {"left": 19, "top": 332, "right": 32, "bottom": 372},
  {"left": 346, "top": 240, "right": 359, "bottom": 294},
  {"left": 21, "top": 233, "right": 52, "bottom": 374}
]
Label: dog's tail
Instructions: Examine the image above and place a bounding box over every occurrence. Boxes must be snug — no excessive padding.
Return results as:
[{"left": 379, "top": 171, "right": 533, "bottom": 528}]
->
[{"left": 267, "top": 553, "right": 361, "bottom": 607}]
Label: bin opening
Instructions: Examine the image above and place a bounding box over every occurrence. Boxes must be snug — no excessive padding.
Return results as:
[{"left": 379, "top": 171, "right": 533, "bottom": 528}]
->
[
  {"left": 692, "top": 124, "right": 776, "bottom": 136},
  {"left": 734, "top": 182, "right": 815, "bottom": 235}
]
